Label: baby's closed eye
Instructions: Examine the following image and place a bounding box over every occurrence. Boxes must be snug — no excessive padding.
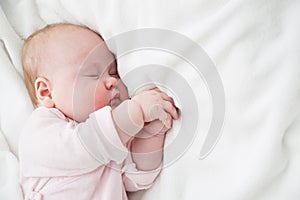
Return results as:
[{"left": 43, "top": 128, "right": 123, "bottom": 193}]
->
[{"left": 83, "top": 74, "right": 100, "bottom": 79}]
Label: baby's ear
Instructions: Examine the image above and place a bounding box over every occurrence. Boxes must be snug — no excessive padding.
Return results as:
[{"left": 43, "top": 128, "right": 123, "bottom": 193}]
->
[{"left": 35, "top": 77, "right": 54, "bottom": 108}]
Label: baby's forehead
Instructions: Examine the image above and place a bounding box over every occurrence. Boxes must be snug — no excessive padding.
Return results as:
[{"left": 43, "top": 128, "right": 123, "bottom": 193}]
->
[
  {"left": 32, "top": 25, "right": 100, "bottom": 49},
  {"left": 27, "top": 25, "right": 95, "bottom": 61},
  {"left": 26, "top": 24, "right": 112, "bottom": 76},
  {"left": 47, "top": 26, "right": 98, "bottom": 45}
]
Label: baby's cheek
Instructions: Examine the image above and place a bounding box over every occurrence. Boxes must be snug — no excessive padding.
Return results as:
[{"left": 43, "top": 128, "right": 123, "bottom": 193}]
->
[
  {"left": 72, "top": 80, "right": 97, "bottom": 122},
  {"left": 94, "top": 85, "right": 110, "bottom": 110},
  {"left": 94, "top": 96, "right": 109, "bottom": 111}
]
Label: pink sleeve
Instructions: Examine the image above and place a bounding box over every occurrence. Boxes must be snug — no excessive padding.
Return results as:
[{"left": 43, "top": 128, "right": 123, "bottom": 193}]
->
[
  {"left": 77, "top": 106, "right": 128, "bottom": 165},
  {"left": 19, "top": 106, "right": 128, "bottom": 177},
  {"left": 123, "top": 168, "right": 161, "bottom": 192},
  {"left": 122, "top": 142, "right": 162, "bottom": 192}
]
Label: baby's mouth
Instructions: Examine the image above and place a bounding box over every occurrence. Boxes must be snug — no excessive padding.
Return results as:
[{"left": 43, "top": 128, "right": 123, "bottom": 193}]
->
[
  {"left": 110, "top": 91, "right": 121, "bottom": 107},
  {"left": 111, "top": 90, "right": 120, "bottom": 99}
]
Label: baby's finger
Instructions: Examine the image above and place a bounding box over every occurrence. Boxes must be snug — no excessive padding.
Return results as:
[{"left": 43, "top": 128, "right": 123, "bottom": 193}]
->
[
  {"left": 160, "top": 92, "right": 175, "bottom": 105},
  {"left": 135, "top": 85, "right": 157, "bottom": 95},
  {"left": 162, "top": 100, "right": 179, "bottom": 120},
  {"left": 151, "top": 88, "right": 175, "bottom": 104},
  {"left": 158, "top": 112, "right": 172, "bottom": 129},
  {"left": 143, "top": 120, "right": 165, "bottom": 135},
  {"left": 150, "top": 87, "right": 161, "bottom": 93}
]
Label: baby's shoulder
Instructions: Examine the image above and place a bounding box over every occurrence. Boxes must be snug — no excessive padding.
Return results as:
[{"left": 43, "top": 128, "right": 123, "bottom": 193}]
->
[
  {"left": 32, "top": 106, "right": 67, "bottom": 120},
  {"left": 21, "top": 107, "right": 71, "bottom": 137}
]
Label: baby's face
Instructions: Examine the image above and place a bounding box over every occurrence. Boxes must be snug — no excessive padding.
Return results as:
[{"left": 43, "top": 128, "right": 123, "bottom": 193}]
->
[{"left": 42, "top": 27, "right": 128, "bottom": 122}]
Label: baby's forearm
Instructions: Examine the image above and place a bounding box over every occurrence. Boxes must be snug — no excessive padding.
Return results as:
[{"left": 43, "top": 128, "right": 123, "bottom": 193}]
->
[
  {"left": 112, "top": 100, "right": 144, "bottom": 145},
  {"left": 130, "top": 134, "right": 165, "bottom": 171}
]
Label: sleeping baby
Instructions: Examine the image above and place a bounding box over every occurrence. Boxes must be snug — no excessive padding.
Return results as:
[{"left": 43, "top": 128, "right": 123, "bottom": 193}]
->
[{"left": 19, "top": 23, "right": 178, "bottom": 200}]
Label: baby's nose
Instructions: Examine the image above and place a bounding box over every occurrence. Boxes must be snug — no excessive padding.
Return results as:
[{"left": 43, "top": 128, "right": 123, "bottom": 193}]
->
[{"left": 105, "top": 76, "right": 118, "bottom": 90}]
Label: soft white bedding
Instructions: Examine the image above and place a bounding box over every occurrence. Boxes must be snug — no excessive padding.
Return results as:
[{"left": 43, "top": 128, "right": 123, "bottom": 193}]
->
[{"left": 1, "top": 0, "right": 300, "bottom": 199}]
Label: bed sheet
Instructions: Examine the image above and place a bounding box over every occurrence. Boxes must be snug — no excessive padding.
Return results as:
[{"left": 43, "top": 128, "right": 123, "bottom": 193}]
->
[{"left": 0, "top": 0, "right": 300, "bottom": 199}]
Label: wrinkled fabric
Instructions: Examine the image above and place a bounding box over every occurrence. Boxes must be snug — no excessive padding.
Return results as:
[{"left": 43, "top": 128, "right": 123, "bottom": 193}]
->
[
  {"left": 19, "top": 106, "right": 160, "bottom": 200},
  {"left": 1, "top": 0, "right": 300, "bottom": 200}
]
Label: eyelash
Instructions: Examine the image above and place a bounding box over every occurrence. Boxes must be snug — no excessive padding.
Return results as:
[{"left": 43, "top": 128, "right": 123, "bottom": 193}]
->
[
  {"left": 85, "top": 74, "right": 99, "bottom": 79},
  {"left": 109, "top": 71, "right": 119, "bottom": 78}
]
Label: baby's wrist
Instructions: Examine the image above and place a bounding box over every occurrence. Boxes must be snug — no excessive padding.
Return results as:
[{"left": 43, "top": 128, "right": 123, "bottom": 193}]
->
[
  {"left": 127, "top": 99, "right": 144, "bottom": 130},
  {"left": 130, "top": 98, "right": 144, "bottom": 121},
  {"left": 112, "top": 99, "right": 144, "bottom": 138}
]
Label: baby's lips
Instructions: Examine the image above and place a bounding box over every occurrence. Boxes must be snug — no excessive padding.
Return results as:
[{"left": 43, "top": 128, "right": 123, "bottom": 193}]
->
[
  {"left": 109, "top": 90, "right": 122, "bottom": 107},
  {"left": 111, "top": 89, "right": 120, "bottom": 99}
]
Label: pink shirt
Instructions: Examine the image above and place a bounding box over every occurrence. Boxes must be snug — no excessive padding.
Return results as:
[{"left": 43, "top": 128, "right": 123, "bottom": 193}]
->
[{"left": 19, "top": 106, "right": 160, "bottom": 200}]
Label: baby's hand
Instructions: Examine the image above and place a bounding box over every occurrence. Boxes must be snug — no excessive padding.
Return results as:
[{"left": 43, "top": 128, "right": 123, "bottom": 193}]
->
[
  {"left": 136, "top": 120, "right": 170, "bottom": 139},
  {"left": 132, "top": 88, "right": 179, "bottom": 129},
  {"left": 112, "top": 88, "right": 178, "bottom": 145}
]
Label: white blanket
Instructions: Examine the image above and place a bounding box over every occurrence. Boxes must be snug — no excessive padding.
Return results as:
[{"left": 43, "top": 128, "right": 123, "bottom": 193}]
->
[{"left": 1, "top": 0, "right": 300, "bottom": 199}]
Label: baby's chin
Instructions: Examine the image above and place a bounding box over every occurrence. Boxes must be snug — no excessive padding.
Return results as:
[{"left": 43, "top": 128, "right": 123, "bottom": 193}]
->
[{"left": 110, "top": 98, "right": 122, "bottom": 109}]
